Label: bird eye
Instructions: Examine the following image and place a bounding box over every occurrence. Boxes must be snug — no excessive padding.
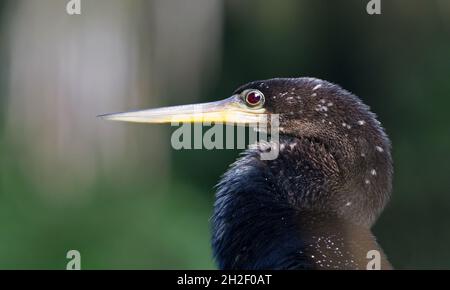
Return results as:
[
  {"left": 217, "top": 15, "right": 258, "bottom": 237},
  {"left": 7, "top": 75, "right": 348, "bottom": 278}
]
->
[{"left": 243, "top": 90, "right": 265, "bottom": 108}]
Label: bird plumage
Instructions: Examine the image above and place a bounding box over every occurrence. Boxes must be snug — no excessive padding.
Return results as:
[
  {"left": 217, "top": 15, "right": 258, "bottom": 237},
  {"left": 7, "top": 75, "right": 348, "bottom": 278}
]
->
[{"left": 212, "top": 78, "right": 393, "bottom": 269}]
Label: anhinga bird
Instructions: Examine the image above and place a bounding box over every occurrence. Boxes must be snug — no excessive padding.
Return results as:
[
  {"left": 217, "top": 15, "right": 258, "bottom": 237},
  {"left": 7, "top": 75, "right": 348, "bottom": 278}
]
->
[{"left": 100, "top": 77, "right": 393, "bottom": 270}]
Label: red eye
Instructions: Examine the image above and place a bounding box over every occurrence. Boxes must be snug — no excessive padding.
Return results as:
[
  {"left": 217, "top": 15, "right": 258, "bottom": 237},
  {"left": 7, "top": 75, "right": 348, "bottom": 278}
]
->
[{"left": 245, "top": 90, "right": 265, "bottom": 107}]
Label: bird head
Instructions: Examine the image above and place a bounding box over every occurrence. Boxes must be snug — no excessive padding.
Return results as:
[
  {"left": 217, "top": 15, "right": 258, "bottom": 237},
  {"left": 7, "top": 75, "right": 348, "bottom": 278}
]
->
[
  {"left": 232, "top": 78, "right": 393, "bottom": 226},
  {"left": 100, "top": 77, "right": 393, "bottom": 226}
]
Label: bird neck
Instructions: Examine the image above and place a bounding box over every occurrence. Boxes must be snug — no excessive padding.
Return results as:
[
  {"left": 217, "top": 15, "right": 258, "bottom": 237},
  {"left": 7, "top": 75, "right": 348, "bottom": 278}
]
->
[
  {"left": 212, "top": 191, "right": 390, "bottom": 269},
  {"left": 211, "top": 136, "right": 391, "bottom": 269}
]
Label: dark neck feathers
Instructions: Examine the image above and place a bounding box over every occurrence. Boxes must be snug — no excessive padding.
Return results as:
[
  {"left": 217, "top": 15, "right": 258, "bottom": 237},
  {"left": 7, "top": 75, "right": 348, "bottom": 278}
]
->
[{"left": 211, "top": 135, "right": 391, "bottom": 269}]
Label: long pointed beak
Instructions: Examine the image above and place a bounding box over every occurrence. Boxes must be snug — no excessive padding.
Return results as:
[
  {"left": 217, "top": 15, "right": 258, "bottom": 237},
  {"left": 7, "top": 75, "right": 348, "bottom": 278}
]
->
[{"left": 98, "top": 95, "right": 266, "bottom": 124}]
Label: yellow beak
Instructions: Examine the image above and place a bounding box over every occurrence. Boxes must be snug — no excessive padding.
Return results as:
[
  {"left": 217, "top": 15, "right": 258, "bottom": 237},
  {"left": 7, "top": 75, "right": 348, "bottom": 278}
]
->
[{"left": 98, "top": 95, "right": 266, "bottom": 124}]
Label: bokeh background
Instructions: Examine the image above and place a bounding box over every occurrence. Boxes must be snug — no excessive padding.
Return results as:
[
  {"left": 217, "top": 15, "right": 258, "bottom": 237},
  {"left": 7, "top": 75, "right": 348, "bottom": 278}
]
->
[{"left": 0, "top": 0, "right": 449, "bottom": 269}]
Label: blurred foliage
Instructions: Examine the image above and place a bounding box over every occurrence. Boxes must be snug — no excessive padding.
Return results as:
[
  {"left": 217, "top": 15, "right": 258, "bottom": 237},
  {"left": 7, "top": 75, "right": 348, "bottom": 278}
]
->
[{"left": 0, "top": 0, "right": 449, "bottom": 269}]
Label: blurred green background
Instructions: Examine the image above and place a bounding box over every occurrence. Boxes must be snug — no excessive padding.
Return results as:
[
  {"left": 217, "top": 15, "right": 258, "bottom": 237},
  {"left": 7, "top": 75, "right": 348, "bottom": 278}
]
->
[{"left": 0, "top": 0, "right": 449, "bottom": 269}]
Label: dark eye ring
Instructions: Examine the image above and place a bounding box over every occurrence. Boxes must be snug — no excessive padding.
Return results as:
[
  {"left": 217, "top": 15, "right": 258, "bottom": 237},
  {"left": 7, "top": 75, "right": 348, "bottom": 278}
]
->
[{"left": 243, "top": 89, "right": 265, "bottom": 108}]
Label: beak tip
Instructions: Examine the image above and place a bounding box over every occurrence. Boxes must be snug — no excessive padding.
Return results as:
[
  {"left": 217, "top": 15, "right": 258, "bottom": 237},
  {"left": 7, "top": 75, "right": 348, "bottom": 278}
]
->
[{"left": 97, "top": 113, "right": 118, "bottom": 121}]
